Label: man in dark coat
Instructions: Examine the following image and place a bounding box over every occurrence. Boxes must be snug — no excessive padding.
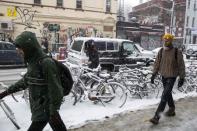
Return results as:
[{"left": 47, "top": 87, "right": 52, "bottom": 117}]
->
[
  {"left": 0, "top": 31, "right": 67, "bottom": 131},
  {"left": 85, "top": 40, "right": 99, "bottom": 69}
]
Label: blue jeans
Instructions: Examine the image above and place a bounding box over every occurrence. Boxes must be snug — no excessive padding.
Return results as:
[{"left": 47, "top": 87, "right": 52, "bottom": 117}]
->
[{"left": 155, "top": 77, "right": 176, "bottom": 117}]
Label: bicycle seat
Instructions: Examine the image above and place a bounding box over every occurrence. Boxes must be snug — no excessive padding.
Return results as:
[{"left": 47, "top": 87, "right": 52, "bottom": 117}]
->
[{"left": 99, "top": 73, "right": 110, "bottom": 79}]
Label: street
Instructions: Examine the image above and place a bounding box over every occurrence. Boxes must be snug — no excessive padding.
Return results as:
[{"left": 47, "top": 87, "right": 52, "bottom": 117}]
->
[
  {"left": 70, "top": 96, "right": 197, "bottom": 131},
  {"left": 0, "top": 68, "right": 26, "bottom": 85}
]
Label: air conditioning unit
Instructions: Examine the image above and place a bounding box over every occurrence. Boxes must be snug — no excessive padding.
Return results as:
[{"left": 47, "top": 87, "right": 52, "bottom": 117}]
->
[{"left": 0, "top": 21, "right": 13, "bottom": 31}]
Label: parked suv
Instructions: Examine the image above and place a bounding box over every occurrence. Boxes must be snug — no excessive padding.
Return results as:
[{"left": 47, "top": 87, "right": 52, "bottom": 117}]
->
[
  {"left": 67, "top": 37, "right": 153, "bottom": 71},
  {"left": 185, "top": 44, "right": 197, "bottom": 59},
  {"left": 0, "top": 41, "right": 24, "bottom": 67}
]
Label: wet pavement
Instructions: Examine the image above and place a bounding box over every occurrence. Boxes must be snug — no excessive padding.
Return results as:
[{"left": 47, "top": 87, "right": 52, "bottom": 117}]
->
[{"left": 69, "top": 96, "right": 197, "bottom": 131}]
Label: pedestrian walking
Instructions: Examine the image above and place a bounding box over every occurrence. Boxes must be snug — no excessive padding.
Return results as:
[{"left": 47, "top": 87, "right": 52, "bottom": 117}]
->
[
  {"left": 149, "top": 33, "right": 186, "bottom": 124},
  {"left": 85, "top": 40, "right": 99, "bottom": 69},
  {"left": 0, "top": 31, "right": 67, "bottom": 131}
]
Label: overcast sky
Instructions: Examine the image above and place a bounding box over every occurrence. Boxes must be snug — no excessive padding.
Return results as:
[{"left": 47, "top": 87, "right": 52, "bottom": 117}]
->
[{"left": 124, "top": 0, "right": 148, "bottom": 7}]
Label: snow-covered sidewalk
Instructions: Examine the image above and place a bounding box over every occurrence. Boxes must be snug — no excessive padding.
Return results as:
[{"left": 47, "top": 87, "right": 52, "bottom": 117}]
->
[{"left": 0, "top": 91, "right": 197, "bottom": 131}]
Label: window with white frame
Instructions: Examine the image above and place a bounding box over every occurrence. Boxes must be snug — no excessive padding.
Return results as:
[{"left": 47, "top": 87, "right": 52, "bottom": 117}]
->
[
  {"left": 188, "top": 0, "right": 190, "bottom": 9},
  {"left": 34, "top": 0, "right": 41, "bottom": 4},
  {"left": 76, "top": 0, "right": 82, "bottom": 9},
  {"left": 192, "top": 17, "right": 195, "bottom": 27},
  {"left": 106, "top": 0, "right": 111, "bottom": 13},
  {"left": 186, "top": 16, "right": 189, "bottom": 27},
  {"left": 57, "top": 0, "right": 63, "bottom": 7}
]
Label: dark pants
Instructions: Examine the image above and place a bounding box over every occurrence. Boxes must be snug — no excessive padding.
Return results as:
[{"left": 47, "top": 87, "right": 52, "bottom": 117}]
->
[
  {"left": 155, "top": 77, "right": 176, "bottom": 117},
  {"left": 28, "top": 112, "right": 67, "bottom": 131}
]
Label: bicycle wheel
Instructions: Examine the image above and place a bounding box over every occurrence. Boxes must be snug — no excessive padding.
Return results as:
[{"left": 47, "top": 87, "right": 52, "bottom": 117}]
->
[
  {"left": 63, "top": 90, "right": 78, "bottom": 105},
  {"left": 180, "top": 78, "right": 195, "bottom": 93},
  {"left": 107, "top": 82, "right": 127, "bottom": 108},
  {"left": 0, "top": 100, "right": 20, "bottom": 129},
  {"left": 72, "top": 83, "right": 84, "bottom": 104},
  {"left": 145, "top": 82, "right": 160, "bottom": 98},
  {"left": 96, "top": 82, "right": 127, "bottom": 108}
]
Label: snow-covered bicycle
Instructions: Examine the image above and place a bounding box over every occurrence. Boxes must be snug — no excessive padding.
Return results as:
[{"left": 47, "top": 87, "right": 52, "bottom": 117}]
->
[
  {"left": 0, "top": 82, "right": 20, "bottom": 130},
  {"left": 71, "top": 66, "right": 127, "bottom": 108}
]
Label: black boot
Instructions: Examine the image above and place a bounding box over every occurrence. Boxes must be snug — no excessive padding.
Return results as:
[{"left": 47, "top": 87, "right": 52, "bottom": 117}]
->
[
  {"left": 149, "top": 115, "right": 160, "bottom": 125},
  {"left": 165, "top": 107, "right": 175, "bottom": 117}
]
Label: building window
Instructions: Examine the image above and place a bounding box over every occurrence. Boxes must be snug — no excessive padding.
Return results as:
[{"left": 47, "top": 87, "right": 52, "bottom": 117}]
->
[
  {"left": 76, "top": 0, "right": 82, "bottom": 9},
  {"left": 192, "top": 17, "right": 195, "bottom": 27},
  {"left": 106, "top": 0, "right": 111, "bottom": 13},
  {"left": 188, "top": 0, "right": 190, "bottom": 9},
  {"left": 186, "top": 16, "right": 189, "bottom": 27},
  {"left": 194, "top": 1, "right": 197, "bottom": 11},
  {"left": 34, "top": 0, "right": 41, "bottom": 4},
  {"left": 57, "top": 0, "right": 63, "bottom": 7},
  {"left": 193, "top": 36, "right": 197, "bottom": 44}
]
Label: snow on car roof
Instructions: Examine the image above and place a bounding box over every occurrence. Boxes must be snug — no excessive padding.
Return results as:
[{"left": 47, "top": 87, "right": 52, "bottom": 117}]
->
[
  {"left": 0, "top": 41, "right": 13, "bottom": 44},
  {"left": 74, "top": 37, "right": 132, "bottom": 43}
]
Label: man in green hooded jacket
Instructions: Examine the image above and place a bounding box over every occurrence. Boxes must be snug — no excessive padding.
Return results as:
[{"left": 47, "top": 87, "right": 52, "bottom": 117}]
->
[{"left": 0, "top": 31, "right": 67, "bottom": 131}]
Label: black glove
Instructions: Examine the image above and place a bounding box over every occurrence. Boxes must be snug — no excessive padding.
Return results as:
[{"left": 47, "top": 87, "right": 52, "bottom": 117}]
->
[
  {"left": 178, "top": 78, "right": 184, "bottom": 87},
  {"left": 0, "top": 91, "right": 8, "bottom": 99},
  {"left": 151, "top": 74, "right": 156, "bottom": 84}
]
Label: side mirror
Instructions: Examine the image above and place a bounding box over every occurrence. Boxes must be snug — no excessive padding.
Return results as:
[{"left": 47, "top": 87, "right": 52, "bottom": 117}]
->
[{"left": 135, "top": 52, "right": 140, "bottom": 57}]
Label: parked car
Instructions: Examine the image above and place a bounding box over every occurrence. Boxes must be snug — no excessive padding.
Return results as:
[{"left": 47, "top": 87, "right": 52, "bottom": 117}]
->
[
  {"left": 134, "top": 43, "right": 154, "bottom": 58},
  {"left": 185, "top": 44, "right": 197, "bottom": 59},
  {"left": 0, "top": 41, "right": 24, "bottom": 68},
  {"left": 66, "top": 37, "right": 154, "bottom": 72}
]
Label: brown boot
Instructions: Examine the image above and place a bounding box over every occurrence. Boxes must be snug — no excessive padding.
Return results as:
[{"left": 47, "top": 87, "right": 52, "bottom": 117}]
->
[
  {"left": 165, "top": 108, "right": 176, "bottom": 117},
  {"left": 149, "top": 116, "right": 160, "bottom": 125}
]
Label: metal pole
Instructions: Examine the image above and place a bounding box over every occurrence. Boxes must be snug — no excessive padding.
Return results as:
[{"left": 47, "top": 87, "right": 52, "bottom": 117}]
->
[{"left": 170, "top": 0, "right": 175, "bottom": 34}]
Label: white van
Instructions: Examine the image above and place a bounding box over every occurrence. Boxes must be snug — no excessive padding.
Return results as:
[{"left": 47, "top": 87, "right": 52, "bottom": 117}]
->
[{"left": 67, "top": 37, "right": 153, "bottom": 71}]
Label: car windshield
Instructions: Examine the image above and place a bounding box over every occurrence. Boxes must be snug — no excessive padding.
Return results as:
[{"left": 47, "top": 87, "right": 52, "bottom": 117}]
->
[
  {"left": 122, "top": 42, "right": 136, "bottom": 54},
  {"left": 71, "top": 40, "right": 83, "bottom": 52}
]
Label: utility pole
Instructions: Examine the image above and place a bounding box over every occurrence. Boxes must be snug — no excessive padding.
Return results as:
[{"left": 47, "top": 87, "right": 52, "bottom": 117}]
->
[{"left": 170, "top": 0, "right": 175, "bottom": 34}]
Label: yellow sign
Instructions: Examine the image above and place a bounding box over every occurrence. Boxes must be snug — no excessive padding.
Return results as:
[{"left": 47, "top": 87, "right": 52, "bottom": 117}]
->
[{"left": 7, "top": 7, "right": 17, "bottom": 17}]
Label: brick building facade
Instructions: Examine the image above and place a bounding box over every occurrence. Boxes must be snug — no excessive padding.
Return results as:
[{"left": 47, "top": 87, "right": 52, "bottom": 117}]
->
[{"left": 129, "top": 0, "right": 186, "bottom": 48}]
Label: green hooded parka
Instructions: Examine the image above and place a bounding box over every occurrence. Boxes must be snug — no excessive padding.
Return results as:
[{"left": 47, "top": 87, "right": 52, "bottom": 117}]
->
[{"left": 7, "top": 31, "right": 63, "bottom": 121}]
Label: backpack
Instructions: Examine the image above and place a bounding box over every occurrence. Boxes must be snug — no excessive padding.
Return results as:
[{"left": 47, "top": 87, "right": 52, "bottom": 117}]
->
[
  {"left": 159, "top": 47, "right": 178, "bottom": 60},
  {"left": 38, "top": 57, "right": 74, "bottom": 96}
]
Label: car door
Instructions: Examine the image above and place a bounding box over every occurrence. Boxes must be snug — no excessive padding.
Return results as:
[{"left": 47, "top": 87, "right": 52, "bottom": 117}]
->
[
  {"left": 0, "top": 42, "right": 23, "bottom": 65},
  {"left": 96, "top": 41, "right": 119, "bottom": 65},
  {"left": 67, "top": 40, "right": 88, "bottom": 65},
  {"left": 0, "top": 42, "right": 5, "bottom": 64}
]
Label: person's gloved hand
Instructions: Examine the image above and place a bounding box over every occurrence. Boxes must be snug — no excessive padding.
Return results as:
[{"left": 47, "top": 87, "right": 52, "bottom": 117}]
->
[
  {"left": 151, "top": 74, "right": 156, "bottom": 84},
  {"left": 0, "top": 91, "right": 8, "bottom": 99},
  {"left": 178, "top": 78, "right": 184, "bottom": 87}
]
